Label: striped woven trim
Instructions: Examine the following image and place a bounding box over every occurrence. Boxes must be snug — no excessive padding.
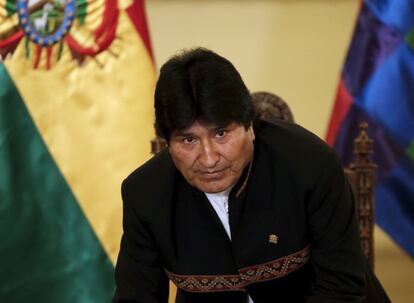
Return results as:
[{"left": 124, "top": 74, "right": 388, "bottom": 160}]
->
[{"left": 165, "top": 245, "right": 310, "bottom": 292}]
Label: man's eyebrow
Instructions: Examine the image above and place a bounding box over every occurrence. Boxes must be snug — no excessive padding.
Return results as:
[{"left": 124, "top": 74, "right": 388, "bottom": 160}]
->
[
  {"left": 212, "top": 125, "right": 228, "bottom": 130},
  {"left": 172, "top": 123, "right": 231, "bottom": 137},
  {"left": 172, "top": 130, "right": 194, "bottom": 137},
  {"left": 211, "top": 124, "right": 232, "bottom": 132}
]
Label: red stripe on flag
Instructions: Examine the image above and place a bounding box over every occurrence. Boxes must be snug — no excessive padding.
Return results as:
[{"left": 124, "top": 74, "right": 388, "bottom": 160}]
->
[
  {"left": 326, "top": 77, "right": 353, "bottom": 146},
  {"left": 126, "top": 0, "right": 154, "bottom": 62}
]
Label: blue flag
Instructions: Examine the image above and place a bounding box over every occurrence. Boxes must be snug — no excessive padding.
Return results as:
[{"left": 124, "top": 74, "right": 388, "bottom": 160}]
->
[{"left": 326, "top": 0, "right": 414, "bottom": 258}]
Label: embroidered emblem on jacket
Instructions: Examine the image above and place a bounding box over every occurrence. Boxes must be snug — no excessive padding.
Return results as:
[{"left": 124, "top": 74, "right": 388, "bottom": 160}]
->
[
  {"left": 269, "top": 234, "right": 279, "bottom": 244},
  {"left": 165, "top": 245, "right": 310, "bottom": 292}
]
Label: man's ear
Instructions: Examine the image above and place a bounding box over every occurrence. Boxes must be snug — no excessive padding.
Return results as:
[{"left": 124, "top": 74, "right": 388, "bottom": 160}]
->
[{"left": 248, "top": 125, "right": 255, "bottom": 140}]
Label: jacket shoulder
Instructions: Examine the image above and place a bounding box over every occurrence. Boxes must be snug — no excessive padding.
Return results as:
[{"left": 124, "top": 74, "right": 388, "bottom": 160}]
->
[
  {"left": 124, "top": 149, "right": 174, "bottom": 184},
  {"left": 256, "top": 120, "right": 333, "bottom": 156},
  {"left": 255, "top": 120, "right": 343, "bottom": 182},
  {"left": 121, "top": 150, "right": 176, "bottom": 218}
]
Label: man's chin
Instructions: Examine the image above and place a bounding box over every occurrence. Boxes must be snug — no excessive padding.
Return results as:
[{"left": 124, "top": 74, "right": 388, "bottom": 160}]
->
[{"left": 194, "top": 180, "right": 233, "bottom": 194}]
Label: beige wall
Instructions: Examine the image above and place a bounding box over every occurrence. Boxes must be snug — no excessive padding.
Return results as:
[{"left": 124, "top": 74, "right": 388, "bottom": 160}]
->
[
  {"left": 145, "top": 1, "right": 414, "bottom": 302},
  {"left": 147, "top": 0, "right": 358, "bottom": 138}
]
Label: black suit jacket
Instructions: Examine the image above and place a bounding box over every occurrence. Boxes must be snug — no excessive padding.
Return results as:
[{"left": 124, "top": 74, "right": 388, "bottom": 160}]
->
[{"left": 113, "top": 120, "right": 390, "bottom": 303}]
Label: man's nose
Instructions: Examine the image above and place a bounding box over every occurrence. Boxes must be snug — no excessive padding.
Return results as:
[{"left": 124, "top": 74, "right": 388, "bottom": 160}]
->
[{"left": 198, "top": 141, "right": 219, "bottom": 168}]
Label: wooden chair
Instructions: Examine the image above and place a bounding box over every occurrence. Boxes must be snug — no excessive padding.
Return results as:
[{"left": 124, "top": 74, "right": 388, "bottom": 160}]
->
[
  {"left": 251, "top": 91, "right": 376, "bottom": 269},
  {"left": 150, "top": 91, "right": 376, "bottom": 269}
]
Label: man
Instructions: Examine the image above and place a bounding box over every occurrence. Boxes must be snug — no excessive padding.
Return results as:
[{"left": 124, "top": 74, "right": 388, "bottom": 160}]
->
[{"left": 113, "top": 48, "right": 390, "bottom": 303}]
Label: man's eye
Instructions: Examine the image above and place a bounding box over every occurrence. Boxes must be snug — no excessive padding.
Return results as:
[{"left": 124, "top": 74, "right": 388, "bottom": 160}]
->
[
  {"left": 183, "top": 137, "right": 195, "bottom": 144},
  {"left": 216, "top": 130, "right": 226, "bottom": 138}
]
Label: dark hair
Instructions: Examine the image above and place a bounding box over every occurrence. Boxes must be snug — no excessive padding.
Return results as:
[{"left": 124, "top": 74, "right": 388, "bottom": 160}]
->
[{"left": 154, "top": 48, "right": 256, "bottom": 141}]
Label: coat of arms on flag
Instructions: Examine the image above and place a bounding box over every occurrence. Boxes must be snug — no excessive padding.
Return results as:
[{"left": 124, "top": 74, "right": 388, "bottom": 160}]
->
[{"left": 0, "top": 0, "right": 120, "bottom": 68}]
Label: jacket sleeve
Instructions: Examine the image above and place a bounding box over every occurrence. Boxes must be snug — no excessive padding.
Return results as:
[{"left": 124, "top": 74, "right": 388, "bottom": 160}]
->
[
  {"left": 113, "top": 179, "right": 169, "bottom": 303},
  {"left": 305, "top": 149, "right": 367, "bottom": 303}
]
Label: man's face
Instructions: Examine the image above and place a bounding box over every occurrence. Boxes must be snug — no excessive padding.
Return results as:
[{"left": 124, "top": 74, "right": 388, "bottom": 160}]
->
[{"left": 168, "top": 120, "right": 255, "bottom": 193}]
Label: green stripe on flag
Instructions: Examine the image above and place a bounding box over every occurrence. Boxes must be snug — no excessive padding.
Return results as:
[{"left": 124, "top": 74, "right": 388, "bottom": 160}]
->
[{"left": 0, "top": 64, "right": 115, "bottom": 302}]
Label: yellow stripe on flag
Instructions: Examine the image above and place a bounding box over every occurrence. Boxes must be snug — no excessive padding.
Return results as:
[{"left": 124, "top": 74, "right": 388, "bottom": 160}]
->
[{"left": 5, "top": 10, "right": 156, "bottom": 264}]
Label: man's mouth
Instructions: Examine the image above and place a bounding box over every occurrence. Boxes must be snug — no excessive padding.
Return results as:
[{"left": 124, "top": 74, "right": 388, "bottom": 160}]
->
[{"left": 199, "top": 168, "right": 227, "bottom": 179}]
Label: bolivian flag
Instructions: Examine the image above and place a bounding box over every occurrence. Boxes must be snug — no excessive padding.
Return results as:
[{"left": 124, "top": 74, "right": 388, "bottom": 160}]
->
[{"left": 0, "top": 0, "right": 155, "bottom": 301}]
